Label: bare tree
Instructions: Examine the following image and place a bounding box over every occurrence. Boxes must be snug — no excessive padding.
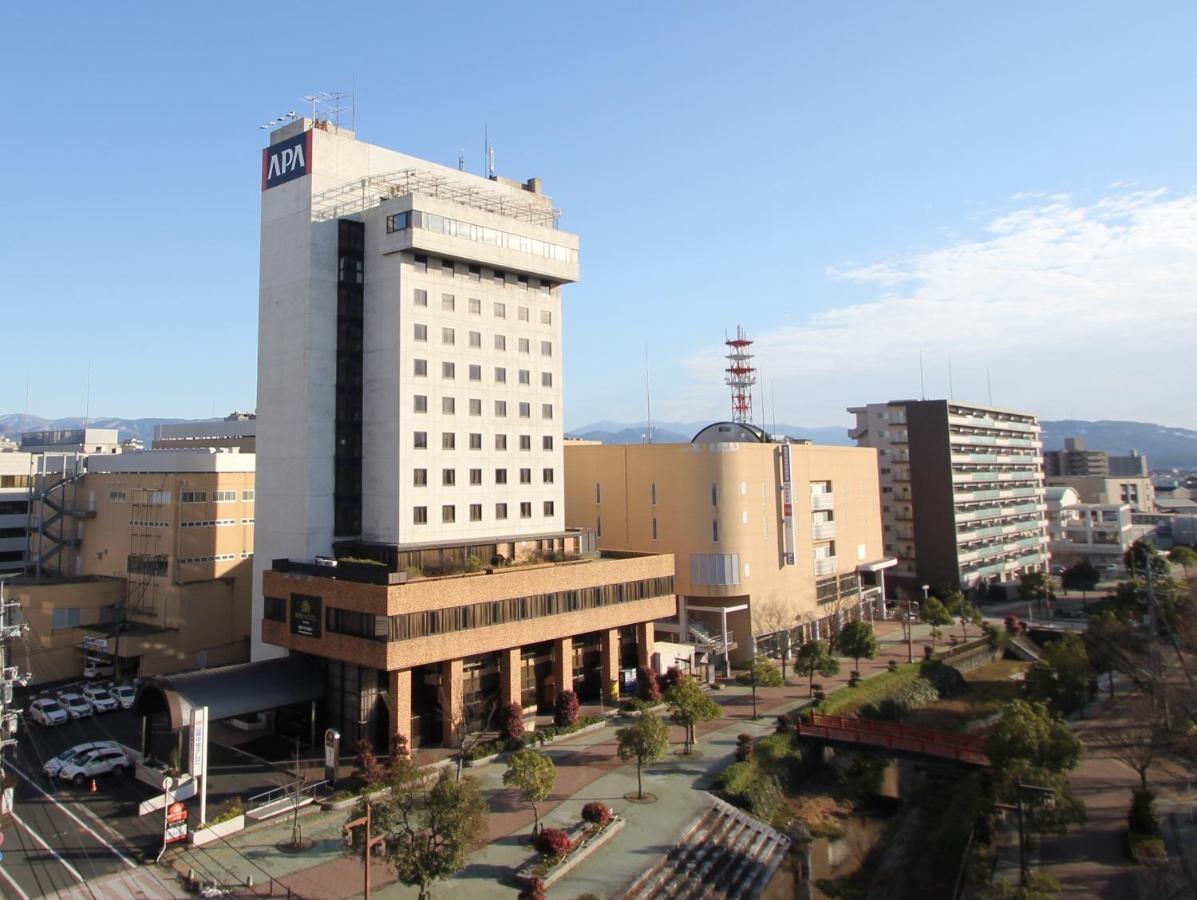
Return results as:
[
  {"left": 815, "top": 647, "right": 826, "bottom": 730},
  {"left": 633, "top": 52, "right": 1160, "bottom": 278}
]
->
[
  {"left": 1091, "top": 695, "right": 1167, "bottom": 791},
  {"left": 753, "top": 598, "right": 795, "bottom": 680}
]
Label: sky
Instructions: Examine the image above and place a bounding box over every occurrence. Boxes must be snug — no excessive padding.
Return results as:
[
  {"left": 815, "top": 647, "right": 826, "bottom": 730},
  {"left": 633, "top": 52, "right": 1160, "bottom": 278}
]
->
[{"left": 3, "top": 2, "right": 1196, "bottom": 430}]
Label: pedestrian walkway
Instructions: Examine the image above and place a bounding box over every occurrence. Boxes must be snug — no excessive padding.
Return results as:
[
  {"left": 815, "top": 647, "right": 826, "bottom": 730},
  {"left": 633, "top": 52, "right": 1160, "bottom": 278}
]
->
[{"left": 168, "top": 620, "right": 943, "bottom": 899}]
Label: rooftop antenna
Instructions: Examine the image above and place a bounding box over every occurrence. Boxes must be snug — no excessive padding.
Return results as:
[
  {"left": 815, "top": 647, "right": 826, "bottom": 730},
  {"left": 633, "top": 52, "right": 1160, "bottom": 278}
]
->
[
  {"left": 83, "top": 360, "right": 92, "bottom": 429},
  {"left": 919, "top": 351, "right": 926, "bottom": 401},
  {"left": 948, "top": 357, "right": 954, "bottom": 399},
  {"left": 771, "top": 379, "right": 778, "bottom": 440},
  {"left": 351, "top": 72, "right": 356, "bottom": 132},
  {"left": 645, "top": 346, "right": 653, "bottom": 444},
  {"left": 458, "top": 149, "right": 465, "bottom": 172},
  {"left": 724, "top": 326, "right": 757, "bottom": 424},
  {"left": 986, "top": 368, "right": 993, "bottom": 406}
]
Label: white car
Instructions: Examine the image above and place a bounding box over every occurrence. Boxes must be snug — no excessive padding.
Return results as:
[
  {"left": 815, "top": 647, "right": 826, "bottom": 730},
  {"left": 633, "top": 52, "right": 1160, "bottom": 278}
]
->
[
  {"left": 27, "top": 698, "right": 69, "bottom": 727},
  {"left": 56, "top": 693, "right": 93, "bottom": 720},
  {"left": 43, "top": 741, "right": 122, "bottom": 778},
  {"left": 83, "top": 657, "right": 115, "bottom": 680},
  {"left": 58, "top": 747, "right": 132, "bottom": 785},
  {"left": 81, "top": 686, "right": 118, "bottom": 713},
  {"left": 111, "top": 684, "right": 135, "bottom": 710}
]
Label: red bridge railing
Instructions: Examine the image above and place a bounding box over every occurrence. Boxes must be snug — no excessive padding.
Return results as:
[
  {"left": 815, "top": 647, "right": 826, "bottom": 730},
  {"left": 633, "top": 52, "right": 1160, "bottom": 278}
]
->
[{"left": 795, "top": 713, "right": 990, "bottom": 767}]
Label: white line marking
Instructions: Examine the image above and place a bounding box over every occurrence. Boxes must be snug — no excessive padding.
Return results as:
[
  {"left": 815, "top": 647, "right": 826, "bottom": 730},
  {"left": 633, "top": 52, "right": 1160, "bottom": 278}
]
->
[
  {"left": 11, "top": 809, "right": 86, "bottom": 885},
  {"left": 0, "top": 856, "right": 33, "bottom": 900},
  {"left": 4, "top": 761, "right": 139, "bottom": 869}
]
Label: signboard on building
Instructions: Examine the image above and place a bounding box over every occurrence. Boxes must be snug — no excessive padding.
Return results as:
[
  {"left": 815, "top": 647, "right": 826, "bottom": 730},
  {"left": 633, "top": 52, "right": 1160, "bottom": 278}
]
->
[
  {"left": 164, "top": 801, "right": 188, "bottom": 845},
  {"left": 82, "top": 636, "right": 108, "bottom": 653},
  {"left": 780, "top": 444, "right": 796, "bottom": 566},
  {"left": 290, "top": 594, "right": 322, "bottom": 638},
  {"left": 261, "top": 130, "right": 312, "bottom": 191}
]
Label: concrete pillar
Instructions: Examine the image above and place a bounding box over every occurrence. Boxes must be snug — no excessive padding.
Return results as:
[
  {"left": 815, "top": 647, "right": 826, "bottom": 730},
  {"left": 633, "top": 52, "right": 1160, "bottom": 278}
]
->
[
  {"left": 499, "top": 647, "right": 521, "bottom": 709},
  {"left": 440, "top": 658, "right": 464, "bottom": 747},
  {"left": 388, "top": 669, "right": 412, "bottom": 755},
  {"left": 552, "top": 637, "right": 573, "bottom": 703},
  {"left": 599, "top": 628, "right": 619, "bottom": 701},
  {"left": 635, "top": 621, "right": 654, "bottom": 669}
]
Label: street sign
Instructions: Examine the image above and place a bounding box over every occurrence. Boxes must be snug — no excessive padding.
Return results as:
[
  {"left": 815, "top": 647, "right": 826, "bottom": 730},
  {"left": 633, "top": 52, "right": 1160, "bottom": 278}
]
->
[{"left": 164, "top": 800, "right": 188, "bottom": 845}]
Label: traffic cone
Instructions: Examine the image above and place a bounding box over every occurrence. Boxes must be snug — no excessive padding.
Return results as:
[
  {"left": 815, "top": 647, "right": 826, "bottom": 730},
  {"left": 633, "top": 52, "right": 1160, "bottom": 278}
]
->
[{"left": 89, "top": 778, "right": 97, "bottom": 793}]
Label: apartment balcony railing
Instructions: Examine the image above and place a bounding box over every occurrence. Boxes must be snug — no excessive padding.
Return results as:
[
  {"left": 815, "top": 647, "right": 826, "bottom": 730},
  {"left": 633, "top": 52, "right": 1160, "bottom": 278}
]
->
[
  {"left": 814, "top": 556, "right": 838, "bottom": 576},
  {"left": 810, "top": 493, "right": 835, "bottom": 511},
  {"left": 812, "top": 521, "right": 837, "bottom": 540},
  {"left": 948, "top": 413, "right": 1038, "bottom": 434}
]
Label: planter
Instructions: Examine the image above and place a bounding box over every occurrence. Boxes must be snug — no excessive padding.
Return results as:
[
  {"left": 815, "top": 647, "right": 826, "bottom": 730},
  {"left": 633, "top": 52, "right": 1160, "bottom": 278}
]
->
[
  {"left": 191, "top": 813, "right": 245, "bottom": 846},
  {"left": 465, "top": 720, "right": 609, "bottom": 768},
  {"left": 515, "top": 816, "right": 626, "bottom": 888}
]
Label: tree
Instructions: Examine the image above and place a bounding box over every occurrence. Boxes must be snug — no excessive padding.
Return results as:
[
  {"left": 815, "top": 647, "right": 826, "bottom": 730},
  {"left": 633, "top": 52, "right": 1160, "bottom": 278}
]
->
[
  {"left": 616, "top": 711, "right": 669, "bottom": 799},
  {"left": 664, "top": 675, "right": 720, "bottom": 754},
  {"left": 957, "top": 601, "right": 984, "bottom": 641},
  {"left": 1018, "top": 571, "right": 1052, "bottom": 613},
  {"left": 553, "top": 689, "right": 579, "bottom": 727},
  {"left": 450, "top": 697, "right": 497, "bottom": 782},
  {"left": 1169, "top": 546, "right": 1197, "bottom": 579},
  {"left": 1062, "top": 560, "right": 1101, "bottom": 600},
  {"left": 503, "top": 749, "right": 555, "bottom": 835},
  {"left": 354, "top": 738, "right": 384, "bottom": 788},
  {"left": 1083, "top": 611, "right": 1146, "bottom": 697},
  {"left": 794, "top": 640, "right": 840, "bottom": 696},
  {"left": 836, "top": 620, "right": 880, "bottom": 674},
  {"left": 987, "top": 700, "right": 1083, "bottom": 776},
  {"left": 350, "top": 764, "right": 487, "bottom": 900},
  {"left": 737, "top": 654, "right": 782, "bottom": 718},
  {"left": 753, "top": 599, "right": 795, "bottom": 680},
  {"left": 1093, "top": 695, "right": 1166, "bottom": 791},
  {"left": 920, "top": 596, "right": 953, "bottom": 651},
  {"left": 1125, "top": 538, "right": 1170, "bottom": 580},
  {"left": 1026, "top": 632, "right": 1092, "bottom": 715}
]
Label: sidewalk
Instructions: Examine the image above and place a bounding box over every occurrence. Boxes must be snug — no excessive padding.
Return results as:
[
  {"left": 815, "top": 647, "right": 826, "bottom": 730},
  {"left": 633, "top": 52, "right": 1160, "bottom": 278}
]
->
[{"left": 172, "top": 620, "right": 942, "bottom": 899}]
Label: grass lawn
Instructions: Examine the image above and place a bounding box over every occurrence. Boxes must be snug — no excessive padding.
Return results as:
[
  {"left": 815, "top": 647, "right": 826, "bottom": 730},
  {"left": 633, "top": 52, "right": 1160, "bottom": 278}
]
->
[
  {"left": 901, "top": 659, "right": 1030, "bottom": 732},
  {"left": 816, "top": 662, "right": 923, "bottom": 717}
]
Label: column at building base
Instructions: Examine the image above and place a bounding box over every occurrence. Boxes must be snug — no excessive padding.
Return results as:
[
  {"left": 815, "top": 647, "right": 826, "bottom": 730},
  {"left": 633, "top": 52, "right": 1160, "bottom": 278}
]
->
[
  {"left": 441, "top": 658, "right": 464, "bottom": 747},
  {"left": 552, "top": 637, "right": 573, "bottom": 705},
  {"left": 635, "top": 621, "right": 655, "bottom": 670},
  {"left": 388, "top": 669, "right": 412, "bottom": 757},
  {"left": 599, "top": 628, "right": 619, "bottom": 701},
  {"left": 500, "top": 647, "right": 521, "bottom": 709}
]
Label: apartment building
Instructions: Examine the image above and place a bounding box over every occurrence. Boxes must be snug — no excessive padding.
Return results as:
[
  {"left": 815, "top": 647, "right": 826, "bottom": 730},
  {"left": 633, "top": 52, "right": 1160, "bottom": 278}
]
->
[
  {"left": 21, "top": 428, "right": 120, "bottom": 455},
  {"left": 1046, "top": 474, "right": 1154, "bottom": 514},
  {"left": 1044, "top": 437, "right": 1149, "bottom": 478},
  {"left": 252, "top": 120, "right": 674, "bottom": 750},
  {"left": 1045, "top": 485, "right": 1148, "bottom": 572},
  {"left": 564, "top": 424, "right": 891, "bottom": 666},
  {"left": 849, "top": 400, "right": 1049, "bottom": 594},
  {"left": 0, "top": 452, "right": 31, "bottom": 575},
  {"left": 10, "top": 449, "right": 255, "bottom": 683}
]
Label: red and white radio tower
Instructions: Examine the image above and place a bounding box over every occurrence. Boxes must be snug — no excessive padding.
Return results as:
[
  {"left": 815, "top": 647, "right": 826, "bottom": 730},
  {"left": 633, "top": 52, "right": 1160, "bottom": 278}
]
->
[{"left": 724, "top": 326, "right": 757, "bottom": 424}]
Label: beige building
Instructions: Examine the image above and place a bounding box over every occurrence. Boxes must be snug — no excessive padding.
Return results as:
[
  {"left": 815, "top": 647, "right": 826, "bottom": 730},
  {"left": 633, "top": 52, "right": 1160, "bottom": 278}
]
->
[
  {"left": 0, "top": 452, "right": 31, "bottom": 575},
  {"left": 1046, "top": 474, "right": 1154, "bottom": 514},
  {"left": 12, "top": 449, "right": 255, "bottom": 683},
  {"left": 564, "top": 424, "right": 891, "bottom": 665}
]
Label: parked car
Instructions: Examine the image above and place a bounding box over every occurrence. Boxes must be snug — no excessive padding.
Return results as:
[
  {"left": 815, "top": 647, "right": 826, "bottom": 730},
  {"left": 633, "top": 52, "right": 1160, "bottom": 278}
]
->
[
  {"left": 83, "top": 657, "right": 115, "bottom": 680},
  {"left": 27, "top": 698, "right": 69, "bottom": 727},
  {"left": 111, "top": 684, "right": 136, "bottom": 710},
  {"left": 58, "top": 747, "right": 133, "bottom": 785},
  {"left": 56, "top": 693, "right": 93, "bottom": 720},
  {"left": 43, "top": 741, "right": 122, "bottom": 778},
  {"left": 81, "top": 686, "right": 118, "bottom": 713}
]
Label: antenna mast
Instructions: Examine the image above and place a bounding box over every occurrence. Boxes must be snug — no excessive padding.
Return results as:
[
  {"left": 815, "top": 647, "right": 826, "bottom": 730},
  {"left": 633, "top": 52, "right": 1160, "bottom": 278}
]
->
[
  {"left": 645, "top": 347, "right": 653, "bottom": 444},
  {"left": 724, "top": 326, "right": 757, "bottom": 425}
]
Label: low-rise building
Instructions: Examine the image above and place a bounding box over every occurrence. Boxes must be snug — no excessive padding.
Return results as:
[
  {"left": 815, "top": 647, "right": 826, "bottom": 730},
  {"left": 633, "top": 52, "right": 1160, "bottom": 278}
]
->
[
  {"left": 1044, "top": 437, "right": 1148, "bottom": 478},
  {"left": 1045, "top": 486, "right": 1148, "bottom": 572},
  {"left": 21, "top": 428, "right": 120, "bottom": 455},
  {"left": 1046, "top": 474, "right": 1155, "bottom": 513},
  {"left": 153, "top": 413, "right": 256, "bottom": 453}
]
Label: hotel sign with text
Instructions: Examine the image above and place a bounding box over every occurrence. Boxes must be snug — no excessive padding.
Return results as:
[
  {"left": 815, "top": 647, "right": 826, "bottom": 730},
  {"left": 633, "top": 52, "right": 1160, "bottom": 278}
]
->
[{"left": 262, "top": 130, "right": 312, "bottom": 191}]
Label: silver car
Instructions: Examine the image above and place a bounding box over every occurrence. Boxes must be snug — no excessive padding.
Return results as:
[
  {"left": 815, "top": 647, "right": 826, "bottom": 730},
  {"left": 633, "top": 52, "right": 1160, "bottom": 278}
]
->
[
  {"left": 82, "top": 686, "right": 118, "bottom": 713},
  {"left": 43, "top": 741, "right": 122, "bottom": 778},
  {"left": 56, "top": 693, "right": 93, "bottom": 719}
]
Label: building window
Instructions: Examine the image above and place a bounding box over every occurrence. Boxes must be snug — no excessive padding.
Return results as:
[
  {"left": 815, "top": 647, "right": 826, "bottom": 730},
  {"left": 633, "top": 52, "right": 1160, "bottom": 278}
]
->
[
  {"left": 414, "top": 323, "right": 427, "bottom": 341},
  {"left": 544, "top": 500, "right": 555, "bottom": 516},
  {"left": 469, "top": 398, "right": 482, "bottom": 415},
  {"left": 597, "top": 515, "right": 603, "bottom": 537},
  {"left": 442, "top": 259, "right": 455, "bottom": 276},
  {"left": 386, "top": 211, "right": 411, "bottom": 233},
  {"left": 442, "top": 469, "right": 456, "bottom": 486},
  {"left": 413, "top": 469, "right": 427, "bottom": 486},
  {"left": 468, "top": 265, "right": 481, "bottom": 280},
  {"left": 470, "top": 503, "right": 482, "bottom": 522},
  {"left": 413, "top": 506, "right": 428, "bottom": 524},
  {"left": 520, "top": 502, "right": 532, "bottom": 518},
  {"left": 543, "top": 436, "right": 553, "bottom": 451},
  {"left": 494, "top": 334, "right": 507, "bottom": 351},
  {"left": 442, "top": 293, "right": 455, "bottom": 312},
  {"left": 541, "top": 371, "right": 553, "bottom": 387},
  {"left": 541, "top": 403, "right": 553, "bottom": 419},
  {"left": 109, "top": 490, "right": 127, "bottom": 502},
  {"left": 182, "top": 491, "right": 207, "bottom": 503},
  {"left": 469, "top": 331, "right": 481, "bottom": 348},
  {"left": 468, "top": 364, "right": 481, "bottom": 381},
  {"left": 519, "top": 435, "right": 532, "bottom": 451},
  {"left": 414, "top": 288, "right": 427, "bottom": 307},
  {"left": 540, "top": 341, "right": 553, "bottom": 357},
  {"left": 414, "top": 432, "right": 427, "bottom": 449},
  {"left": 442, "top": 505, "right": 456, "bottom": 523},
  {"left": 711, "top": 483, "right": 718, "bottom": 506},
  {"left": 596, "top": 483, "right": 601, "bottom": 503},
  {"left": 543, "top": 468, "right": 554, "bottom": 484},
  {"left": 52, "top": 607, "right": 82, "bottom": 630},
  {"left": 713, "top": 520, "right": 719, "bottom": 542},
  {"left": 494, "top": 269, "right": 506, "bottom": 285},
  {"left": 652, "top": 518, "right": 658, "bottom": 540},
  {"left": 495, "top": 367, "right": 507, "bottom": 383},
  {"left": 495, "top": 434, "right": 507, "bottom": 450},
  {"left": 496, "top": 502, "right": 508, "bottom": 520},
  {"left": 520, "top": 468, "right": 532, "bottom": 484},
  {"left": 414, "top": 358, "right": 427, "bottom": 377},
  {"left": 213, "top": 490, "right": 237, "bottom": 503},
  {"left": 494, "top": 302, "right": 506, "bottom": 318},
  {"left": 495, "top": 468, "right": 508, "bottom": 484},
  {"left": 495, "top": 401, "right": 507, "bottom": 417},
  {"left": 540, "top": 310, "right": 552, "bottom": 325},
  {"left": 517, "top": 306, "right": 528, "bottom": 322},
  {"left": 469, "top": 468, "right": 482, "bottom": 485},
  {"left": 519, "top": 402, "right": 531, "bottom": 418},
  {"left": 413, "top": 395, "right": 428, "bottom": 413},
  {"left": 518, "top": 337, "right": 530, "bottom": 354},
  {"left": 442, "top": 432, "right": 455, "bottom": 450},
  {"left": 469, "top": 297, "right": 481, "bottom": 314},
  {"left": 651, "top": 483, "right": 657, "bottom": 505},
  {"left": 518, "top": 369, "right": 531, "bottom": 385},
  {"left": 469, "top": 433, "right": 482, "bottom": 450},
  {"left": 264, "top": 596, "right": 286, "bottom": 622},
  {"left": 443, "top": 361, "right": 455, "bottom": 379},
  {"left": 442, "top": 397, "right": 456, "bottom": 415},
  {"left": 442, "top": 327, "right": 455, "bottom": 346},
  {"left": 414, "top": 253, "right": 428, "bottom": 272}
]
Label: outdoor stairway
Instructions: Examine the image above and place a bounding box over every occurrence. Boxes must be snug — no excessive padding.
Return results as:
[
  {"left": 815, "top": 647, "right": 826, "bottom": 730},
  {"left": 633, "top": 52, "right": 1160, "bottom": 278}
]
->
[
  {"left": 624, "top": 795, "right": 791, "bottom": 900},
  {"left": 1008, "top": 634, "right": 1043, "bottom": 662}
]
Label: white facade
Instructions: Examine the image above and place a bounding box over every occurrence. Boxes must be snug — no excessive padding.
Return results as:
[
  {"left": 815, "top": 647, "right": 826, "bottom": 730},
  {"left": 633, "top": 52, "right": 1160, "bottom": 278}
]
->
[
  {"left": 0, "top": 452, "right": 31, "bottom": 574},
  {"left": 254, "top": 120, "right": 579, "bottom": 659}
]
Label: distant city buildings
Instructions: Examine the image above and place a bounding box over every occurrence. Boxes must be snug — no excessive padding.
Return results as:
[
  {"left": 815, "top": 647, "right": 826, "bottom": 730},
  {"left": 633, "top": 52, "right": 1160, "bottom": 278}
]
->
[
  {"left": 153, "top": 413, "right": 256, "bottom": 453},
  {"left": 1044, "top": 436, "right": 1149, "bottom": 478},
  {"left": 849, "top": 399, "right": 1049, "bottom": 595},
  {"left": 20, "top": 427, "right": 119, "bottom": 455}
]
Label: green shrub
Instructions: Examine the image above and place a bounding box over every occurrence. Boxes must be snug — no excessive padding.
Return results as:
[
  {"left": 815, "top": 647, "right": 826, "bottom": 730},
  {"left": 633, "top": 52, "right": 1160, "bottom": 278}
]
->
[
  {"left": 859, "top": 677, "right": 939, "bottom": 720},
  {"left": 919, "top": 660, "right": 965, "bottom": 696},
  {"left": 1128, "top": 789, "right": 1160, "bottom": 837}
]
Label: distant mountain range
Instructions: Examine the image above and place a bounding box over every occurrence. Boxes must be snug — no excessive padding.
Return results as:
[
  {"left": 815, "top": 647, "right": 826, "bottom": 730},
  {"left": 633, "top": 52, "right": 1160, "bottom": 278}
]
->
[
  {"left": 566, "top": 418, "right": 1197, "bottom": 470},
  {"left": 3, "top": 413, "right": 1194, "bottom": 469}
]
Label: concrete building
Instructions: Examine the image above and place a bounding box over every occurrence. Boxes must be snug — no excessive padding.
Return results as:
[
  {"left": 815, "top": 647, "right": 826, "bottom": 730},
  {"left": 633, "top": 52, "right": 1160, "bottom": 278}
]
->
[
  {"left": 21, "top": 428, "right": 120, "bottom": 455},
  {"left": 1044, "top": 437, "right": 1149, "bottom": 478},
  {"left": 153, "top": 414, "right": 256, "bottom": 453},
  {"left": 849, "top": 400, "right": 1050, "bottom": 594},
  {"left": 563, "top": 424, "right": 892, "bottom": 666},
  {"left": 252, "top": 119, "right": 674, "bottom": 750},
  {"left": 10, "top": 449, "right": 256, "bottom": 683},
  {"left": 1046, "top": 474, "right": 1154, "bottom": 513},
  {"left": 0, "top": 452, "right": 31, "bottom": 575},
  {"left": 1045, "top": 485, "right": 1148, "bottom": 572}
]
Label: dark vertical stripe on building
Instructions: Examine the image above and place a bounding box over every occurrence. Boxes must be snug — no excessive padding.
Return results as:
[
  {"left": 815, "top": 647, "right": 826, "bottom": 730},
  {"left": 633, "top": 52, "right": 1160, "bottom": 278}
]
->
[{"left": 335, "top": 219, "right": 365, "bottom": 537}]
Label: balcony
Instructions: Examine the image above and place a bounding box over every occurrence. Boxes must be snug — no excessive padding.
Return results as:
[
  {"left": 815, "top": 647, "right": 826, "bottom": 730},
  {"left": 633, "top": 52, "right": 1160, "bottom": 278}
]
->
[
  {"left": 812, "top": 521, "right": 836, "bottom": 540},
  {"left": 814, "top": 556, "right": 838, "bottom": 576},
  {"left": 810, "top": 493, "right": 835, "bottom": 512}
]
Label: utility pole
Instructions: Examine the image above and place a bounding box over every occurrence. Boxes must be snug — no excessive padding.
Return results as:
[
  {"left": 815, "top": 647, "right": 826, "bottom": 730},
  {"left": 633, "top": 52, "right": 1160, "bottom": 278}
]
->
[
  {"left": 0, "top": 579, "right": 30, "bottom": 845},
  {"left": 344, "top": 802, "right": 386, "bottom": 899}
]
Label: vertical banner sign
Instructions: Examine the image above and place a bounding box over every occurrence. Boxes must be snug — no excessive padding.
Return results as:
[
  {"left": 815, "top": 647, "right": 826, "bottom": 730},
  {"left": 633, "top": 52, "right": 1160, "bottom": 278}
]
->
[
  {"left": 191, "top": 706, "right": 209, "bottom": 827},
  {"left": 780, "top": 444, "right": 796, "bottom": 566},
  {"left": 324, "top": 728, "right": 341, "bottom": 786},
  {"left": 164, "top": 801, "right": 188, "bottom": 845},
  {"left": 261, "top": 129, "right": 313, "bottom": 191}
]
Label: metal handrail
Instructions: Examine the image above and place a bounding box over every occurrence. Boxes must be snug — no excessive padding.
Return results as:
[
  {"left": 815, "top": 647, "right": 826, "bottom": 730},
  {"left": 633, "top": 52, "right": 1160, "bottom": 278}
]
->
[{"left": 248, "top": 778, "right": 330, "bottom": 811}]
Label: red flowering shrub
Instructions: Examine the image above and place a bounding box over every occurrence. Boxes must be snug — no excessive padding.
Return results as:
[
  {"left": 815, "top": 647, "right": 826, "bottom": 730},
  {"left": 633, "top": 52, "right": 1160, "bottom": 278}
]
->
[
  {"left": 554, "top": 690, "right": 580, "bottom": 727},
  {"left": 533, "top": 827, "right": 571, "bottom": 858},
  {"left": 582, "top": 801, "right": 612, "bottom": 826},
  {"left": 502, "top": 702, "right": 525, "bottom": 744},
  {"left": 518, "top": 877, "right": 547, "bottom": 900},
  {"left": 637, "top": 667, "right": 661, "bottom": 702},
  {"left": 663, "top": 666, "right": 683, "bottom": 689}
]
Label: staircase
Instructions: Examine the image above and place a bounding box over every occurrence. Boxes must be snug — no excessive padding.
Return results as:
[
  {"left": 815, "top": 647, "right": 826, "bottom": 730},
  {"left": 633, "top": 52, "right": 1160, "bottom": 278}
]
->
[
  {"left": 624, "top": 796, "right": 791, "bottom": 899},
  {"left": 688, "top": 622, "right": 730, "bottom": 655},
  {"left": 1007, "top": 635, "right": 1042, "bottom": 662}
]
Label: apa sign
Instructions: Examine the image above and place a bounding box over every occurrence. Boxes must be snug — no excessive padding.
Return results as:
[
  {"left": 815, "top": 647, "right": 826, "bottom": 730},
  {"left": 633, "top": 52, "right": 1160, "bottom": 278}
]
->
[{"left": 261, "top": 130, "right": 312, "bottom": 190}]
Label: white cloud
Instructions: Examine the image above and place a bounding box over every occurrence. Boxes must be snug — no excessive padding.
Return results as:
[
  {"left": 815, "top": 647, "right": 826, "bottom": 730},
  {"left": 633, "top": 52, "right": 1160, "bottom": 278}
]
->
[{"left": 679, "top": 188, "right": 1197, "bottom": 427}]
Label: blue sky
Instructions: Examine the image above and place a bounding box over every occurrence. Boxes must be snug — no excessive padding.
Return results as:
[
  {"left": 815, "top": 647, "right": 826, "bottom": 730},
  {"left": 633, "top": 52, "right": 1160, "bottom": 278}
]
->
[{"left": 4, "top": 2, "right": 1196, "bottom": 429}]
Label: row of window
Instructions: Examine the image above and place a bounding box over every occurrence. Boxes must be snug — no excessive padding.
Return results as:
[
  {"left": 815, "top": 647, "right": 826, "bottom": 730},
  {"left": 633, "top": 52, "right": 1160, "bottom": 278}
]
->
[
  {"left": 178, "top": 552, "right": 252, "bottom": 563},
  {"left": 413, "top": 396, "right": 554, "bottom": 419},
  {"left": 129, "top": 519, "right": 169, "bottom": 528},
  {"left": 411, "top": 323, "right": 553, "bottom": 357},
  {"left": 413, "top": 429, "right": 557, "bottom": 450},
  {"left": 412, "top": 358, "right": 554, "bottom": 388},
  {"left": 180, "top": 518, "right": 255, "bottom": 527},
  {"left": 413, "top": 289, "right": 553, "bottom": 325},
  {"left": 413, "top": 500, "right": 554, "bottom": 524},
  {"left": 387, "top": 213, "right": 575, "bottom": 266},
  {"left": 179, "top": 490, "right": 254, "bottom": 504},
  {"left": 414, "top": 467, "right": 554, "bottom": 487},
  {"left": 593, "top": 482, "right": 722, "bottom": 507}
]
